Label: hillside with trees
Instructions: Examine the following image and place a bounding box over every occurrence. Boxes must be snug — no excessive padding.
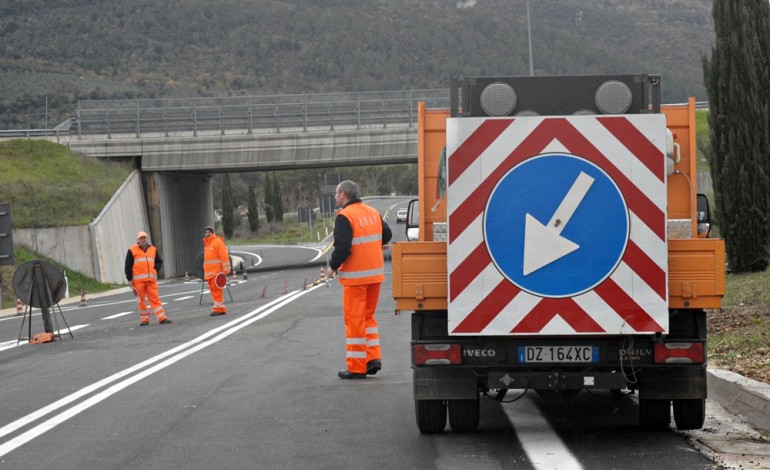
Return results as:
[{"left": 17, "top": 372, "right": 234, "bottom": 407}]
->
[{"left": 0, "top": 0, "right": 713, "bottom": 129}]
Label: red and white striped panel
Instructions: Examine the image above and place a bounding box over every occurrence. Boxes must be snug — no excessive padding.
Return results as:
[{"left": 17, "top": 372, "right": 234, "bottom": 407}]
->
[{"left": 446, "top": 115, "right": 668, "bottom": 336}]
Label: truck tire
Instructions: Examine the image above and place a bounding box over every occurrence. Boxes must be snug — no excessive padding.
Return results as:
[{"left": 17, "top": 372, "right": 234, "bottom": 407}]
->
[
  {"left": 415, "top": 399, "right": 447, "bottom": 434},
  {"left": 448, "top": 397, "right": 480, "bottom": 433},
  {"left": 673, "top": 399, "right": 705, "bottom": 430},
  {"left": 639, "top": 399, "right": 670, "bottom": 429}
]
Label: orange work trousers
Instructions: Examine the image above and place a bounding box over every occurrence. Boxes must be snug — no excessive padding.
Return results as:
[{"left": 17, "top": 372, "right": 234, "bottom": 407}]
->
[
  {"left": 342, "top": 282, "right": 382, "bottom": 374},
  {"left": 207, "top": 277, "right": 227, "bottom": 313},
  {"left": 134, "top": 280, "right": 167, "bottom": 324}
]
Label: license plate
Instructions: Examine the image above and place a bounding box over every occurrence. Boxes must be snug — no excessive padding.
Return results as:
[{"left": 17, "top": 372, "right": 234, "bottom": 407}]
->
[{"left": 518, "top": 346, "right": 598, "bottom": 363}]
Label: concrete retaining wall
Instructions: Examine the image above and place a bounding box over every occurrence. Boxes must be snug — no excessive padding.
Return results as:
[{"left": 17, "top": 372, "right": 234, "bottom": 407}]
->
[
  {"left": 14, "top": 170, "right": 149, "bottom": 285},
  {"left": 90, "top": 170, "right": 150, "bottom": 284},
  {"left": 13, "top": 225, "right": 94, "bottom": 278}
]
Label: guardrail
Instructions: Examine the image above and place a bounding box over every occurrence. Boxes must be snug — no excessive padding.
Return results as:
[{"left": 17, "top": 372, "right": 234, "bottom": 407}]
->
[
  {"left": 0, "top": 129, "right": 69, "bottom": 139},
  {"left": 0, "top": 95, "right": 711, "bottom": 141},
  {"left": 73, "top": 89, "right": 451, "bottom": 140}
]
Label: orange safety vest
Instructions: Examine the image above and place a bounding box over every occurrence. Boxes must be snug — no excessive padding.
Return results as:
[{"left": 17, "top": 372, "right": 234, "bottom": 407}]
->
[
  {"left": 203, "top": 234, "right": 231, "bottom": 280},
  {"left": 130, "top": 245, "right": 158, "bottom": 282},
  {"left": 337, "top": 203, "right": 385, "bottom": 286}
]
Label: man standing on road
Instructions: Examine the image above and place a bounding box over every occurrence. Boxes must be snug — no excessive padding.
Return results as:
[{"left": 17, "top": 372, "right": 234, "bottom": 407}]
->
[
  {"left": 125, "top": 231, "right": 171, "bottom": 326},
  {"left": 203, "top": 226, "right": 231, "bottom": 316},
  {"left": 330, "top": 180, "right": 392, "bottom": 380}
]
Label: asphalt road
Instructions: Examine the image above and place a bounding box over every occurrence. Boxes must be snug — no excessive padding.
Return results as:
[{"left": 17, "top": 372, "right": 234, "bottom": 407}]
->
[{"left": 0, "top": 198, "right": 732, "bottom": 469}]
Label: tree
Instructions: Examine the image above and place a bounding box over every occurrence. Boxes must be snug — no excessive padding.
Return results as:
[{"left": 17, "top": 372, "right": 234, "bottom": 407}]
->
[
  {"left": 703, "top": 0, "right": 770, "bottom": 272},
  {"left": 221, "top": 173, "right": 235, "bottom": 239},
  {"left": 263, "top": 172, "right": 275, "bottom": 223},
  {"left": 272, "top": 173, "right": 284, "bottom": 222},
  {"left": 247, "top": 178, "right": 259, "bottom": 234}
]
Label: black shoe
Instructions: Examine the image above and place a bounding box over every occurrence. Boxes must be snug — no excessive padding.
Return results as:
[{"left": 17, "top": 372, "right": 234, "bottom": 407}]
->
[
  {"left": 139, "top": 322, "right": 149, "bottom": 327},
  {"left": 366, "top": 359, "right": 382, "bottom": 375},
  {"left": 210, "top": 311, "right": 226, "bottom": 317},
  {"left": 338, "top": 369, "right": 366, "bottom": 380},
  {"left": 159, "top": 319, "right": 172, "bottom": 324}
]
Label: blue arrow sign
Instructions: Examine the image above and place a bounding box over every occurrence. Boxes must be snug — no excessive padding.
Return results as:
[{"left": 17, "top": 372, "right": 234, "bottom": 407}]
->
[{"left": 484, "top": 153, "right": 629, "bottom": 298}]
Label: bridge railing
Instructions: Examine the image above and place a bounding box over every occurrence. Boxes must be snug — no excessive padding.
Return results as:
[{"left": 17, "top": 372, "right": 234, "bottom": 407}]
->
[{"left": 74, "top": 89, "right": 451, "bottom": 139}]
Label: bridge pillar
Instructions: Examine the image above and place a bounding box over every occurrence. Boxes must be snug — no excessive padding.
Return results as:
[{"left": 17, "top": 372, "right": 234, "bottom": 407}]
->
[{"left": 142, "top": 172, "right": 213, "bottom": 279}]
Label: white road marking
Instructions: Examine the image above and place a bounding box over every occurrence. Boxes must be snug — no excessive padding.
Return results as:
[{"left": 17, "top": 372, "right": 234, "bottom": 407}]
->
[
  {"left": 101, "top": 311, "right": 133, "bottom": 320},
  {"left": 503, "top": 396, "right": 583, "bottom": 470},
  {"left": 174, "top": 296, "right": 194, "bottom": 301},
  {"left": 0, "top": 287, "right": 318, "bottom": 457},
  {"left": 0, "top": 325, "right": 90, "bottom": 351}
]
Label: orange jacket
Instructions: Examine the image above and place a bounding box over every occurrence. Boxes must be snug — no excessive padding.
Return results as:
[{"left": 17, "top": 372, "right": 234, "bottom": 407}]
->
[
  {"left": 203, "top": 234, "right": 230, "bottom": 280},
  {"left": 336, "top": 202, "right": 385, "bottom": 285},
  {"left": 129, "top": 244, "right": 159, "bottom": 283}
]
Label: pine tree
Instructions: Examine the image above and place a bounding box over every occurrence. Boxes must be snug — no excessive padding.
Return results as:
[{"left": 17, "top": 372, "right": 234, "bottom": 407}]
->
[
  {"left": 264, "top": 172, "right": 275, "bottom": 223},
  {"left": 221, "top": 173, "right": 235, "bottom": 239},
  {"left": 247, "top": 179, "right": 259, "bottom": 234},
  {"left": 273, "top": 174, "right": 284, "bottom": 222},
  {"left": 703, "top": 0, "right": 770, "bottom": 272}
]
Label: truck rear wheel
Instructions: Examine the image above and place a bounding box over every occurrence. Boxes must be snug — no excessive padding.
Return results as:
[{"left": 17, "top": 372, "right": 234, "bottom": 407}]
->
[
  {"left": 415, "top": 399, "right": 447, "bottom": 434},
  {"left": 639, "top": 399, "right": 670, "bottom": 429},
  {"left": 673, "top": 399, "right": 705, "bottom": 430},
  {"left": 448, "top": 397, "right": 480, "bottom": 433}
]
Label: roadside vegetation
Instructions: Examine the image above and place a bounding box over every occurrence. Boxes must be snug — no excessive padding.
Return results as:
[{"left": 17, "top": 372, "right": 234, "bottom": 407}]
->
[
  {"left": 0, "top": 139, "right": 131, "bottom": 308},
  {"left": 709, "top": 270, "right": 770, "bottom": 385}
]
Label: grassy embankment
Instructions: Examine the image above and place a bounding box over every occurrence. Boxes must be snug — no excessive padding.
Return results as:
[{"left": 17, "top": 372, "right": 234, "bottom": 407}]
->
[{"left": 0, "top": 139, "right": 132, "bottom": 308}]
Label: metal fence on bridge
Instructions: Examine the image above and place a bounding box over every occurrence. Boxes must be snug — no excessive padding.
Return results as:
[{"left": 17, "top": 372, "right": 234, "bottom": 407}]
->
[{"left": 73, "top": 89, "right": 451, "bottom": 140}]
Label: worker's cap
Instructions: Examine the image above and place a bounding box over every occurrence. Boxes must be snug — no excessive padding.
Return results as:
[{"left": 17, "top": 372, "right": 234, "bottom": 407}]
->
[
  {"left": 203, "top": 226, "right": 215, "bottom": 233},
  {"left": 136, "top": 231, "right": 148, "bottom": 239}
]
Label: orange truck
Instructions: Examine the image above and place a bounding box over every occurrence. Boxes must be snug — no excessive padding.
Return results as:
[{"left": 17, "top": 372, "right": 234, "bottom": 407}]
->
[{"left": 392, "top": 75, "right": 725, "bottom": 433}]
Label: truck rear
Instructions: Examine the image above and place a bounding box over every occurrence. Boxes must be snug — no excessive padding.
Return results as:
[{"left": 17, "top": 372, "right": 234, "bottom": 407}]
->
[{"left": 391, "top": 75, "right": 725, "bottom": 433}]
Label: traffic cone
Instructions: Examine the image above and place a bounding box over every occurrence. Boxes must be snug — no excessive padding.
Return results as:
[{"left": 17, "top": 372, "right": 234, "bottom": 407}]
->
[
  {"left": 319, "top": 266, "right": 326, "bottom": 281},
  {"left": 232, "top": 269, "right": 237, "bottom": 284},
  {"left": 242, "top": 269, "right": 248, "bottom": 281},
  {"left": 284, "top": 281, "right": 288, "bottom": 294},
  {"left": 79, "top": 289, "right": 87, "bottom": 307},
  {"left": 16, "top": 298, "right": 23, "bottom": 316},
  {"left": 185, "top": 271, "right": 190, "bottom": 282}
]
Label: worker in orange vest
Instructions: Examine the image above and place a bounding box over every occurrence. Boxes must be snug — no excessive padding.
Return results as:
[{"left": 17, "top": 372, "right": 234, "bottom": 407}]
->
[
  {"left": 125, "top": 231, "right": 171, "bottom": 326},
  {"left": 330, "top": 180, "right": 392, "bottom": 379},
  {"left": 203, "top": 226, "right": 231, "bottom": 316}
]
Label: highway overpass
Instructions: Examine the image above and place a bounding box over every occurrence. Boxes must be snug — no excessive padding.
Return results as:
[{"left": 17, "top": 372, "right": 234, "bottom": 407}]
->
[{"left": 58, "top": 90, "right": 450, "bottom": 281}]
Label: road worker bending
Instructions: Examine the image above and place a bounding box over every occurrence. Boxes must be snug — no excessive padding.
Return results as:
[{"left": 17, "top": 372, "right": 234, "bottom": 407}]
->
[
  {"left": 203, "top": 226, "right": 231, "bottom": 316},
  {"left": 330, "top": 180, "right": 392, "bottom": 379},
  {"left": 125, "top": 231, "right": 172, "bottom": 326}
]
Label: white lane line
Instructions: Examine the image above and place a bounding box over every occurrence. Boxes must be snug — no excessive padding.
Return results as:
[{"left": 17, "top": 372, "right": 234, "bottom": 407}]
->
[
  {"left": 0, "top": 292, "right": 294, "bottom": 440},
  {"left": 101, "top": 311, "right": 133, "bottom": 320},
  {"left": 0, "top": 341, "right": 21, "bottom": 352},
  {"left": 503, "top": 396, "right": 583, "bottom": 470},
  {"left": 0, "top": 287, "right": 318, "bottom": 457},
  {"left": 175, "top": 296, "right": 194, "bottom": 301},
  {"left": 0, "top": 325, "right": 90, "bottom": 351},
  {"left": 54, "top": 288, "right": 210, "bottom": 313}
]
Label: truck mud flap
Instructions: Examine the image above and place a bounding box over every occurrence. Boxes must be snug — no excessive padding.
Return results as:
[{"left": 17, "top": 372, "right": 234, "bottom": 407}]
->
[
  {"left": 414, "top": 368, "right": 477, "bottom": 400},
  {"left": 638, "top": 365, "right": 707, "bottom": 400}
]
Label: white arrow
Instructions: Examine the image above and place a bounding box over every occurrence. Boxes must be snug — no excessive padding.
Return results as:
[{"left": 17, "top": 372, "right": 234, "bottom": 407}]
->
[{"left": 523, "top": 171, "right": 595, "bottom": 276}]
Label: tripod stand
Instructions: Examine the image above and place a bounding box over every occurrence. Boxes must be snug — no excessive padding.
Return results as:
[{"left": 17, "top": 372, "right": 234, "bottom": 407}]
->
[{"left": 15, "top": 260, "right": 73, "bottom": 344}]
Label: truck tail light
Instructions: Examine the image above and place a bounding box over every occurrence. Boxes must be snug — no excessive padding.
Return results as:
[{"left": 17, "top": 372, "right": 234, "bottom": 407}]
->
[
  {"left": 414, "top": 344, "right": 462, "bottom": 365},
  {"left": 654, "top": 342, "right": 704, "bottom": 364}
]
